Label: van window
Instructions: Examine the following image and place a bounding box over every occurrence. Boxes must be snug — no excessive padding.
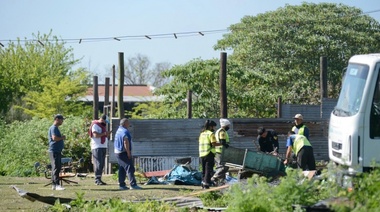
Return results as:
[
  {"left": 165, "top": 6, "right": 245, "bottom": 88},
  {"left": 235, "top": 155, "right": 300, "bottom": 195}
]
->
[{"left": 334, "top": 64, "right": 368, "bottom": 117}]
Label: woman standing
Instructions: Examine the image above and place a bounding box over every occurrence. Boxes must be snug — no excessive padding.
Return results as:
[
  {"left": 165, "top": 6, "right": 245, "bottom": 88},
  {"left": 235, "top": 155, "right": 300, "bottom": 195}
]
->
[{"left": 199, "top": 120, "right": 218, "bottom": 189}]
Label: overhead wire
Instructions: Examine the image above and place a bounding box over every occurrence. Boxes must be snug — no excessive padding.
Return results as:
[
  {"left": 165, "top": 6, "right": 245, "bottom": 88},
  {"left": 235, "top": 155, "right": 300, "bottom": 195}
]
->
[
  {"left": 0, "top": 29, "right": 229, "bottom": 44},
  {"left": 0, "top": 9, "right": 379, "bottom": 45}
]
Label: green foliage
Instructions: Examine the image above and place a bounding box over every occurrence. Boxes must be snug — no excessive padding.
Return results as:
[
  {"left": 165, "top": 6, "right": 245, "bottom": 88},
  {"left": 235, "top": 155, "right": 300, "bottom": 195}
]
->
[
  {"left": 220, "top": 169, "right": 344, "bottom": 212},
  {"left": 214, "top": 3, "right": 380, "bottom": 106},
  {"left": 153, "top": 58, "right": 276, "bottom": 118},
  {"left": 0, "top": 31, "right": 91, "bottom": 121},
  {"left": 20, "top": 69, "right": 90, "bottom": 119},
  {"left": 127, "top": 101, "right": 174, "bottom": 119},
  {"left": 49, "top": 192, "right": 179, "bottom": 212},
  {"left": 155, "top": 58, "right": 221, "bottom": 118},
  {"left": 0, "top": 116, "right": 91, "bottom": 176},
  {"left": 199, "top": 191, "right": 231, "bottom": 208},
  {"left": 341, "top": 168, "right": 380, "bottom": 211},
  {"left": 128, "top": 3, "right": 380, "bottom": 119}
]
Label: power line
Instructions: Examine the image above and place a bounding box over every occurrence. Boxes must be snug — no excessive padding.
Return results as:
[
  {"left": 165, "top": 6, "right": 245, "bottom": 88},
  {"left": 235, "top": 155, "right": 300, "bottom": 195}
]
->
[
  {"left": 0, "top": 8, "right": 379, "bottom": 45},
  {"left": 0, "top": 29, "right": 229, "bottom": 44}
]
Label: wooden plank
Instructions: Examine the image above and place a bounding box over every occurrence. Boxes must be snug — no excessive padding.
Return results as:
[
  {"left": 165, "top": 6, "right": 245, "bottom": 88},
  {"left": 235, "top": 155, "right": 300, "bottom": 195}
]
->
[{"left": 142, "top": 170, "right": 171, "bottom": 178}]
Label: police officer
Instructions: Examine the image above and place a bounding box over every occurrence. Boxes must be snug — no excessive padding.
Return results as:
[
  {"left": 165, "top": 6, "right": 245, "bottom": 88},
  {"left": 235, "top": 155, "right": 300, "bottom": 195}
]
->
[
  {"left": 256, "top": 127, "right": 279, "bottom": 154},
  {"left": 199, "top": 120, "right": 217, "bottom": 189}
]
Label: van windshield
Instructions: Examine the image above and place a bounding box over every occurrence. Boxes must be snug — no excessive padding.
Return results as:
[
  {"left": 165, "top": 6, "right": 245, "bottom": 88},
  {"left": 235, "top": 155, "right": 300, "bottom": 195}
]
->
[{"left": 334, "top": 63, "right": 369, "bottom": 117}]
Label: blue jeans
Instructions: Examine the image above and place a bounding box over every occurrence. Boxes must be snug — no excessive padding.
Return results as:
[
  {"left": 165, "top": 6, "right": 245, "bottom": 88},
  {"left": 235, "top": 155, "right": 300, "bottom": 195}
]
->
[{"left": 115, "top": 152, "right": 137, "bottom": 187}]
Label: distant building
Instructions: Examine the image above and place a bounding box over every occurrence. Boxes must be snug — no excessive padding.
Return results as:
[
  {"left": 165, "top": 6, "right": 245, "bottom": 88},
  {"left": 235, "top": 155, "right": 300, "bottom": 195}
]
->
[{"left": 81, "top": 84, "right": 162, "bottom": 112}]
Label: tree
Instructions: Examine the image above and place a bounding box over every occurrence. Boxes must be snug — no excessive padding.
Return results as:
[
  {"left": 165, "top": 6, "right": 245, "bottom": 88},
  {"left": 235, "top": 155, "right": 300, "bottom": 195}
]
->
[
  {"left": 148, "top": 3, "right": 380, "bottom": 119},
  {"left": 214, "top": 3, "right": 380, "bottom": 105},
  {"left": 20, "top": 70, "right": 90, "bottom": 118},
  {"left": 124, "top": 53, "right": 171, "bottom": 87},
  {"left": 0, "top": 32, "right": 91, "bottom": 120},
  {"left": 151, "top": 58, "right": 274, "bottom": 118},
  {"left": 151, "top": 62, "right": 172, "bottom": 87},
  {"left": 154, "top": 58, "right": 220, "bottom": 118}
]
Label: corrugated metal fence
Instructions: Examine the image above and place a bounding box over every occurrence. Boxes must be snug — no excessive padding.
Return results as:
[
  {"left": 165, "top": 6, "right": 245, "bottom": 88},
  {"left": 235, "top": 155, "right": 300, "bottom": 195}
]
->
[{"left": 107, "top": 99, "right": 337, "bottom": 173}]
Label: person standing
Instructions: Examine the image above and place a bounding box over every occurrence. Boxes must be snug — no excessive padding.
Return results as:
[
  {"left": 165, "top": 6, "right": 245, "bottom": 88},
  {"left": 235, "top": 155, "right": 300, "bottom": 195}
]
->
[
  {"left": 284, "top": 131, "right": 316, "bottom": 171},
  {"left": 89, "top": 114, "right": 111, "bottom": 185},
  {"left": 212, "top": 118, "right": 231, "bottom": 185},
  {"left": 199, "top": 120, "right": 218, "bottom": 189},
  {"left": 48, "top": 114, "right": 66, "bottom": 191},
  {"left": 114, "top": 118, "right": 142, "bottom": 190},
  {"left": 292, "top": 114, "right": 310, "bottom": 140},
  {"left": 256, "top": 127, "right": 279, "bottom": 155}
]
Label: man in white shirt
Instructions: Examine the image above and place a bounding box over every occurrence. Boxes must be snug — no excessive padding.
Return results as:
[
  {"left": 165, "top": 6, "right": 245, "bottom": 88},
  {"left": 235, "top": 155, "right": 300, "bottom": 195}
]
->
[{"left": 89, "top": 114, "right": 111, "bottom": 185}]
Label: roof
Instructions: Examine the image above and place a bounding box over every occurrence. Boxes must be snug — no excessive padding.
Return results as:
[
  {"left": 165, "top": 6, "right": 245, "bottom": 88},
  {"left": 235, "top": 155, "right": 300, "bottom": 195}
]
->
[
  {"left": 80, "top": 84, "right": 162, "bottom": 102},
  {"left": 87, "top": 84, "right": 154, "bottom": 96}
]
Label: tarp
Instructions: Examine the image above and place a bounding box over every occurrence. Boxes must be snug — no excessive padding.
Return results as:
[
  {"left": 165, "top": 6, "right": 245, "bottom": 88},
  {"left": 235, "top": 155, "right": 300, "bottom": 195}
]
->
[
  {"left": 144, "top": 163, "right": 238, "bottom": 186},
  {"left": 166, "top": 164, "right": 202, "bottom": 185}
]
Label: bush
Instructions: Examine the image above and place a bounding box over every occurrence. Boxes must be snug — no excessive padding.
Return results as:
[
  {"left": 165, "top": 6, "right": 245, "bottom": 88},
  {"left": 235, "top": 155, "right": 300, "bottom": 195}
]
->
[
  {"left": 222, "top": 168, "right": 346, "bottom": 212},
  {"left": 48, "top": 192, "right": 181, "bottom": 212},
  {"left": 0, "top": 116, "right": 91, "bottom": 176}
]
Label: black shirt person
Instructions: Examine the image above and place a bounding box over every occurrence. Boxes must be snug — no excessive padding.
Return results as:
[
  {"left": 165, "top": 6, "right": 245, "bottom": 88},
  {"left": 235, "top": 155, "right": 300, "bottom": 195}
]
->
[{"left": 256, "top": 127, "right": 279, "bottom": 154}]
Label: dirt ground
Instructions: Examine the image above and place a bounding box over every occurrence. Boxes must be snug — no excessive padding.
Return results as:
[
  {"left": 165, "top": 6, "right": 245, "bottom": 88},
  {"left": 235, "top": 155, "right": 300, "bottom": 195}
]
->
[{"left": 0, "top": 174, "right": 206, "bottom": 211}]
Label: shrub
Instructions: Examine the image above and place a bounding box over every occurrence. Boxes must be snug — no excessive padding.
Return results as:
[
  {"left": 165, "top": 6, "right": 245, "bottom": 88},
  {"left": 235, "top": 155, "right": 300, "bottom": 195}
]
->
[{"left": 0, "top": 116, "right": 91, "bottom": 176}]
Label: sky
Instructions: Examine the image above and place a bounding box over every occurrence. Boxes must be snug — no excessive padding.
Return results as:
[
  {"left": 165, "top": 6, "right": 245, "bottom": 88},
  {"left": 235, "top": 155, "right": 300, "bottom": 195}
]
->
[{"left": 2, "top": 0, "right": 380, "bottom": 77}]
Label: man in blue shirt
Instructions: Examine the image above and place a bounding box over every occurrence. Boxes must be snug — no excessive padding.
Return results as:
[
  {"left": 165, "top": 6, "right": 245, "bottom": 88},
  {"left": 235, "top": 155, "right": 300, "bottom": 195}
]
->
[
  {"left": 48, "top": 114, "right": 66, "bottom": 191},
  {"left": 114, "top": 118, "right": 142, "bottom": 190},
  {"left": 284, "top": 131, "right": 316, "bottom": 171}
]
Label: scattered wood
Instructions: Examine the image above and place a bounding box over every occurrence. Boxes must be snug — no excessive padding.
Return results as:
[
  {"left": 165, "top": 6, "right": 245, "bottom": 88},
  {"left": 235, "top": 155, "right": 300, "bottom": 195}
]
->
[{"left": 142, "top": 170, "right": 171, "bottom": 178}]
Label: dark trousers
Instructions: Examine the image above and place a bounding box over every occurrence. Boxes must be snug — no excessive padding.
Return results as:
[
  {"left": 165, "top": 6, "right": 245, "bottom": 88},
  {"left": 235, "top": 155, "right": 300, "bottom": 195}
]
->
[
  {"left": 201, "top": 152, "right": 215, "bottom": 185},
  {"left": 92, "top": 148, "right": 106, "bottom": 181},
  {"left": 115, "top": 152, "right": 137, "bottom": 187},
  {"left": 297, "top": 146, "right": 316, "bottom": 171},
  {"left": 49, "top": 151, "right": 62, "bottom": 186}
]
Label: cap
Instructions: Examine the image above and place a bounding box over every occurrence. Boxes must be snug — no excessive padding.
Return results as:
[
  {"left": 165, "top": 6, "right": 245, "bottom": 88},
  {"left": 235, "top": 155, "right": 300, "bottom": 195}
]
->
[
  {"left": 54, "top": 114, "right": 65, "bottom": 120},
  {"left": 101, "top": 114, "right": 110, "bottom": 124},
  {"left": 294, "top": 114, "right": 303, "bottom": 120},
  {"left": 220, "top": 118, "right": 231, "bottom": 127}
]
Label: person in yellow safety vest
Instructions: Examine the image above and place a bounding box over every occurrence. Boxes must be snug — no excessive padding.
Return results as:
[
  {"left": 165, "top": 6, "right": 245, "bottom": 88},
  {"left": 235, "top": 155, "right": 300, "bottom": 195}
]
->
[
  {"left": 211, "top": 118, "right": 231, "bottom": 185},
  {"left": 199, "top": 119, "right": 219, "bottom": 189},
  {"left": 284, "top": 131, "right": 316, "bottom": 171},
  {"left": 292, "top": 114, "right": 310, "bottom": 140}
]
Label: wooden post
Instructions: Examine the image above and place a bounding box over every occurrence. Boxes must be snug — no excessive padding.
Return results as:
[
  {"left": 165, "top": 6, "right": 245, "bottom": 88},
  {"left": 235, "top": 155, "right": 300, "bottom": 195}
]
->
[
  {"left": 320, "top": 56, "right": 328, "bottom": 98},
  {"left": 118, "top": 52, "right": 125, "bottom": 118},
  {"left": 93, "top": 76, "right": 99, "bottom": 120},
  {"left": 104, "top": 77, "right": 110, "bottom": 113},
  {"left": 220, "top": 52, "right": 227, "bottom": 118},
  {"left": 277, "top": 96, "right": 282, "bottom": 118},
  {"left": 187, "top": 90, "right": 192, "bottom": 119},
  {"left": 111, "top": 65, "right": 116, "bottom": 117},
  {"left": 104, "top": 77, "right": 110, "bottom": 174}
]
